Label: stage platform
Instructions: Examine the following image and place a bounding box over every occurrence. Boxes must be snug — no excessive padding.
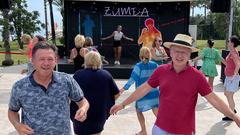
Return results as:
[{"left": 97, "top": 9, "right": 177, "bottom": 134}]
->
[{"left": 57, "top": 58, "right": 134, "bottom": 79}]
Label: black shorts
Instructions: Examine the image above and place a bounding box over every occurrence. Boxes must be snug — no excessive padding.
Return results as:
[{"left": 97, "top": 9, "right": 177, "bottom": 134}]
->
[{"left": 113, "top": 40, "right": 121, "bottom": 48}]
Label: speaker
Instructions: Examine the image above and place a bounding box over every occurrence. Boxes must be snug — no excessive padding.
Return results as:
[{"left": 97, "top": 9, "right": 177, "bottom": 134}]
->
[
  {"left": 210, "top": 0, "right": 230, "bottom": 13},
  {"left": 0, "top": 0, "right": 11, "bottom": 9}
]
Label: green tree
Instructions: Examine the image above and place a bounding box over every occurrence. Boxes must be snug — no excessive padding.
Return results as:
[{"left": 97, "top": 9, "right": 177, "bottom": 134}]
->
[
  {"left": 48, "top": 0, "right": 56, "bottom": 45},
  {"left": 52, "top": 0, "right": 64, "bottom": 44},
  {"left": 53, "top": 0, "right": 63, "bottom": 17},
  {"left": 1, "top": 9, "right": 14, "bottom": 66},
  {"left": 233, "top": 0, "right": 240, "bottom": 36},
  {"left": 9, "top": 0, "right": 44, "bottom": 46}
]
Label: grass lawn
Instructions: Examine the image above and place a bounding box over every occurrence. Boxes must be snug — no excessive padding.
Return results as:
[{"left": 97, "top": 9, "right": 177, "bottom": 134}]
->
[
  {"left": 196, "top": 40, "right": 227, "bottom": 51},
  {"left": 0, "top": 41, "right": 28, "bottom": 66}
]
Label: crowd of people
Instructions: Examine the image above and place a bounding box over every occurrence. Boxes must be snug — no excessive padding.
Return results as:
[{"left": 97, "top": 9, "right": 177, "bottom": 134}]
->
[{"left": 7, "top": 32, "right": 240, "bottom": 135}]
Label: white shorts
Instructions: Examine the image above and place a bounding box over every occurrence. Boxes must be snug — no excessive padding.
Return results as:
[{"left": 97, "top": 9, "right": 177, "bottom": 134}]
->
[
  {"left": 224, "top": 75, "right": 240, "bottom": 92},
  {"left": 152, "top": 125, "right": 195, "bottom": 135}
]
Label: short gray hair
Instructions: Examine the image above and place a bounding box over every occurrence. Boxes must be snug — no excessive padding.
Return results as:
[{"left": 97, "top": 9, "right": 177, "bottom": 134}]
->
[{"left": 84, "top": 51, "right": 102, "bottom": 70}]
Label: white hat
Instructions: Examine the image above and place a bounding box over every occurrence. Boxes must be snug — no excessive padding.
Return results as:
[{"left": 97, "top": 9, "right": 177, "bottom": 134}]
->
[{"left": 163, "top": 34, "right": 199, "bottom": 52}]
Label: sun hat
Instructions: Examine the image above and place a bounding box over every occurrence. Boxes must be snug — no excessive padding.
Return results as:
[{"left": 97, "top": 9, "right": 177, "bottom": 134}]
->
[{"left": 163, "top": 34, "right": 199, "bottom": 52}]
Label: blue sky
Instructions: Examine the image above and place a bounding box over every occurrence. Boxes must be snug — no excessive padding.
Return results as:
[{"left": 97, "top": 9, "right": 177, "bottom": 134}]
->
[{"left": 26, "top": 0, "right": 63, "bottom": 36}]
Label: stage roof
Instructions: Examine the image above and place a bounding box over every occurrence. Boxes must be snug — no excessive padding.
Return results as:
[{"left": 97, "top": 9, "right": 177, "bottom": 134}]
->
[{"left": 64, "top": 0, "right": 192, "bottom": 2}]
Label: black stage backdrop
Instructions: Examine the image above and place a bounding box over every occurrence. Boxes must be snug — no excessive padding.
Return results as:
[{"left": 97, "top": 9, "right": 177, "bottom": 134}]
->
[{"left": 64, "top": 1, "right": 190, "bottom": 63}]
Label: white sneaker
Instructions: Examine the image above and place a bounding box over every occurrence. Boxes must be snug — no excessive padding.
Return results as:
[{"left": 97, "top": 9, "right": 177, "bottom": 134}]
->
[
  {"left": 114, "top": 61, "right": 118, "bottom": 65},
  {"left": 117, "top": 61, "right": 120, "bottom": 65}
]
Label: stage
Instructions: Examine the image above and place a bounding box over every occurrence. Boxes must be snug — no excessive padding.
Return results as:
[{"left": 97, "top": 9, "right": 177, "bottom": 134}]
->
[
  {"left": 57, "top": 58, "right": 134, "bottom": 79},
  {"left": 61, "top": 0, "right": 191, "bottom": 79}
]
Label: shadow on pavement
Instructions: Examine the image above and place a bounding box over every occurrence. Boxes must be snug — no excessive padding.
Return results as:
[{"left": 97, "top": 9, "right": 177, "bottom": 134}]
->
[
  {"left": 213, "top": 83, "right": 225, "bottom": 93},
  {"left": 205, "top": 121, "right": 231, "bottom": 135}
]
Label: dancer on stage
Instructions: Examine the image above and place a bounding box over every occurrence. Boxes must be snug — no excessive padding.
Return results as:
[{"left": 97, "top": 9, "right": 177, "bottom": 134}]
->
[{"left": 101, "top": 25, "right": 134, "bottom": 65}]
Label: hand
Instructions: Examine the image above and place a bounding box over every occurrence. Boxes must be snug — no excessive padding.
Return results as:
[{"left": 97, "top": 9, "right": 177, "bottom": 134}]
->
[
  {"left": 21, "top": 69, "right": 28, "bottom": 74},
  {"left": 15, "top": 123, "right": 34, "bottom": 135},
  {"left": 19, "top": 49, "right": 24, "bottom": 54},
  {"left": 163, "top": 57, "right": 169, "bottom": 60},
  {"left": 74, "top": 108, "right": 87, "bottom": 122},
  {"left": 130, "top": 38, "right": 134, "bottom": 42},
  {"left": 233, "top": 114, "right": 240, "bottom": 128},
  {"left": 141, "top": 28, "right": 147, "bottom": 33},
  {"left": 110, "top": 104, "right": 124, "bottom": 115},
  {"left": 119, "top": 88, "right": 125, "bottom": 94},
  {"left": 67, "top": 59, "right": 73, "bottom": 64}
]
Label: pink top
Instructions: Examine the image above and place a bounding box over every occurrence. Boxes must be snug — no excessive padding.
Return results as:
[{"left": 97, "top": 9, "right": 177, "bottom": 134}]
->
[
  {"left": 224, "top": 50, "right": 239, "bottom": 76},
  {"left": 148, "top": 63, "right": 212, "bottom": 135},
  {"left": 27, "top": 41, "right": 33, "bottom": 59}
]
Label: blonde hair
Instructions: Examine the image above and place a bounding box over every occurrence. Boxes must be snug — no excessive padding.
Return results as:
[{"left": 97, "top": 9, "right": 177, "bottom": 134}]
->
[
  {"left": 139, "top": 47, "right": 151, "bottom": 63},
  {"left": 21, "top": 34, "right": 32, "bottom": 43},
  {"left": 84, "top": 51, "right": 102, "bottom": 70},
  {"left": 74, "top": 34, "right": 85, "bottom": 48}
]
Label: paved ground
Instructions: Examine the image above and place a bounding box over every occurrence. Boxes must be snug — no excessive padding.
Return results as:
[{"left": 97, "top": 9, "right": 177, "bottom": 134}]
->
[{"left": 0, "top": 64, "right": 240, "bottom": 135}]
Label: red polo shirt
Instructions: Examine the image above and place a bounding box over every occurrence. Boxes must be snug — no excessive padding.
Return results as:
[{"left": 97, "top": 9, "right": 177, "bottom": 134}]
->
[{"left": 148, "top": 63, "right": 212, "bottom": 135}]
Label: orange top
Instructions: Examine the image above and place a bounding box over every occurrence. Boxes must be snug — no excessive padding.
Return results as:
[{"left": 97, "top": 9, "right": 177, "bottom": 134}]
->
[{"left": 27, "top": 41, "right": 33, "bottom": 59}]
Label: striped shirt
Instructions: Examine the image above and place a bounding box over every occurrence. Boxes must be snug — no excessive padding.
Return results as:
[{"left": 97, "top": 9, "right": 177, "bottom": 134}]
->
[{"left": 124, "top": 61, "right": 159, "bottom": 112}]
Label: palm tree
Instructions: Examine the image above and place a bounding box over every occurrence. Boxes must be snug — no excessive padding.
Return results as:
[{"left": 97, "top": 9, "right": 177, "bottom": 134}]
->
[
  {"left": 44, "top": 0, "right": 48, "bottom": 40},
  {"left": 52, "top": 0, "right": 64, "bottom": 44},
  {"left": 53, "top": 0, "right": 63, "bottom": 17},
  {"left": 48, "top": 0, "right": 56, "bottom": 45},
  {"left": 198, "top": 0, "right": 210, "bottom": 22},
  {"left": 2, "top": 9, "right": 13, "bottom": 66},
  {"left": 190, "top": 1, "right": 198, "bottom": 17}
]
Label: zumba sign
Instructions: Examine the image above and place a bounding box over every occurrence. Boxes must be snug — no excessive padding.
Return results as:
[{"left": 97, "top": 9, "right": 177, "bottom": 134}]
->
[{"left": 104, "top": 6, "right": 149, "bottom": 17}]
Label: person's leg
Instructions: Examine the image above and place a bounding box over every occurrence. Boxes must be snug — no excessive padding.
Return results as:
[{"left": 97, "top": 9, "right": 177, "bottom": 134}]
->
[
  {"left": 224, "top": 90, "right": 235, "bottom": 111},
  {"left": 208, "top": 77, "right": 214, "bottom": 90},
  {"left": 136, "top": 110, "right": 147, "bottom": 135},
  {"left": 113, "top": 47, "right": 117, "bottom": 63},
  {"left": 117, "top": 46, "right": 122, "bottom": 63},
  {"left": 223, "top": 89, "right": 236, "bottom": 120},
  {"left": 152, "top": 108, "right": 158, "bottom": 117}
]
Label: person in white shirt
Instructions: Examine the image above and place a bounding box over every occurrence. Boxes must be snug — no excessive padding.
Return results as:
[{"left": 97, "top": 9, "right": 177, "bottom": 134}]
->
[{"left": 101, "top": 25, "right": 134, "bottom": 65}]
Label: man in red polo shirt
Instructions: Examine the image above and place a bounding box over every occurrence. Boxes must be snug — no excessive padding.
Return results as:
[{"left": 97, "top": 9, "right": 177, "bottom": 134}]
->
[{"left": 110, "top": 34, "right": 240, "bottom": 135}]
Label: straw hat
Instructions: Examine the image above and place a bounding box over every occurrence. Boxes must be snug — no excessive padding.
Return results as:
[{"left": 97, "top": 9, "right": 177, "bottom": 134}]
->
[{"left": 163, "top": 34, "right": 199, "bottom": 52}]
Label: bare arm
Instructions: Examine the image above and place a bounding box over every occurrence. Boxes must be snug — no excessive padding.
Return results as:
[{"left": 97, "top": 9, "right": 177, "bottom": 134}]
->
[
  {"left": 151, "top": 48, "right": 169, "bottom": 61},
  {"left": 74, "top": 97, "right": 90, "bottom": 122},
  {"left": 122, "top": 34, "right": 134, "bottom": 41},
  {"left": 232, "top": 54, "right": 240, "bottom": 75},
  {"left": 205, "top": 92, "right": 240, "bottom": 127},
  {"left": 8, "top": 110, "right": 34, "bottom": 134},
  {"left": 221, "top": 57, "right": 226, "bottom": 65},
  {"left": 110, "top": 82, "right": 153, "bottom": 114},
  {"left": 114, "top": 93, "right": 121, "bottom": 100},
  {"left": 101, "top": 32, "right": 115, "bottom": 40},
  {"left": 192, "top": 56, "right": 203, "bottom": 61},
  {"left": 137, "top": 28, "right": 147, "bottom": 44}
]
